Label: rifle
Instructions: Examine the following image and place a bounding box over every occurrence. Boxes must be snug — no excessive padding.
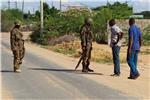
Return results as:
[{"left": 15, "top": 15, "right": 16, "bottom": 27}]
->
[{"left": 75, "top": 52, "right": 85, "bottom": 70}]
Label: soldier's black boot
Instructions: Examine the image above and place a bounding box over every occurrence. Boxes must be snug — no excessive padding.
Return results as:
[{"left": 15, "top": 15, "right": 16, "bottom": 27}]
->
[
  {"left": 87, "top": 64, "right": 94, "bottom": 72},
  {"left": 19, "top": 60, "right": 22, "bottom": 64},
  {"left": 88, "top": 68, "right": 94, "bottom": 72},
  {"left": 82, "top": 63, "right": 88, "bottom": 72}
]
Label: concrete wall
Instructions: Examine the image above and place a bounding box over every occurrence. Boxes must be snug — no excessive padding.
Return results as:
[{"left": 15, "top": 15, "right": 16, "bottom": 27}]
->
[{"left": 116, "top": 19, "right": 150, "bottom": 32}]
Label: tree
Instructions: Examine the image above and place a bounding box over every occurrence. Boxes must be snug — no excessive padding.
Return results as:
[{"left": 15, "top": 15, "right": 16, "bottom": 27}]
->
[
  {"left": 93, "top": 2, "right": 133, "bottom": 19},
  {"left": 93, "top": 8, "right": 112, "bottom": 43},
  {"left": 1, "top": 9, "right": 23, "bottom": 32},
  {"left": 141, "top": 11, "right": 150, "bottom": 19},
  {"left": 43, "top": 3, "right": 59, "bottom": 19},
  {"left": 111, "top": 2, "right": 133, "bottom": 19}
]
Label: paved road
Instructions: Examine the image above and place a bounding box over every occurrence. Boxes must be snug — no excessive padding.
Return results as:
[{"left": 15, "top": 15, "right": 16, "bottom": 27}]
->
[{"left": 1, "top": 33, "right": 136, "bottom": 100}]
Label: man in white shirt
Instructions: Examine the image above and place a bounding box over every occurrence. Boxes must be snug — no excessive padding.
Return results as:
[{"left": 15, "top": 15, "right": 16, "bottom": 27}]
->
[{"left": 109, "top": 19, "right": 124, "bottom": 76}]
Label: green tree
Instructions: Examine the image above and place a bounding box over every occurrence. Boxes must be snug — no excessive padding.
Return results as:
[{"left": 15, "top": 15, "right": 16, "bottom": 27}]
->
[
  {"left": 93, "top": 2, "right": 133, "bottom": 19},
  {"left": 93, "top": 8, "right": 112, "bottom": 43},
  {"left": 1, "top": 9, "right": 23, "bottom": 32},
  {"left": 141, "top": 11, "right": 150, "bottom": 19},
  {"left": 111, "top": 2, "right": 133, "bottom": 19}
]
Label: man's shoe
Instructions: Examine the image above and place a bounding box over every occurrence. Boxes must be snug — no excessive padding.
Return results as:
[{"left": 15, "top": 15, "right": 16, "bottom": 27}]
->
[
  {"left": 88, "top": 68, "right": 94, "bottom": 72},
  {"left": 14, "top": 69, "right": 21, "bottom": 73},
  {"left": 134, "top": 74, "right": 140, "bottom": 79},
  {"left": 128, "top": 76, "right": 133, "bottom": 79},
  {"left": 111, "top": 73, "right": 120, "bottom": 76},
  {"left": 128, "top": 74, "right": 140, "bottom": 79}
]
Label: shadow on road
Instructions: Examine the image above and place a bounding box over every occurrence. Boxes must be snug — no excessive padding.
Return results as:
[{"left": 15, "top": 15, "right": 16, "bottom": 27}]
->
[
  {"left": 29, "top": 68, "right": 103, "bottom": 75},
  {"left": 1, "top": 70, "right": 14, "bottom": 73}
]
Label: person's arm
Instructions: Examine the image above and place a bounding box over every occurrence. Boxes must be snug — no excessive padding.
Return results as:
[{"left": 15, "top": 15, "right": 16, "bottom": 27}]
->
[
  {"left": 116, "top": 26, "right": 124, "bottom": 40},
  {"left": 108, "top": 30, "right": 111, "bottom": 46},
  {"left": 10, "top": 30, "right": 17, "bottom": 50},
  {"left": 139, "top": 37, "right": 141, "bottom": 47},
  {"left": 119, "top": 32, "right": 124, "bottom": 40},
  {"left": 15, "top": 30, "right": 23, "bottom": 40},
  {"left": 90, "top": 29, "right": 93, "bottom": 42},
  {"left": 128, "top": 28, "right": 133, "bottom": 56},
  {"left": 80, "top": 27, "right": 86, "bottom": 47},
  {"left": 128, "top": 36, "right": 133, "bottom": 55},
  {"left": 139, "top": 28, "right": 142, "bottom": 47}
]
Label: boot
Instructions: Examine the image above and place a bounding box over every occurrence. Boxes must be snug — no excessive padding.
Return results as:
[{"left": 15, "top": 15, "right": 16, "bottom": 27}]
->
[
  {"left": 14, "top": 67, "right": 21, "bottom": 73},
  {"left": 88, "top": 68, "right": 94, "bottom": 72},
  {"left": 87, "top": 65, "right": 94, "bottom": 72},
  {"left": 82, "top": 63, "right": 88, "bottom": 72},
  {"left": 15, "top": 69, "right": 21, "bottom": 73},
  {"left": 19, "top": 60, "right": 22, "bottom": 64}
]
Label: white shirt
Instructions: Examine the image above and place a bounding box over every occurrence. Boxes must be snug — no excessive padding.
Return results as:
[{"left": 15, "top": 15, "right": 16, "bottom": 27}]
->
[{"left": 109, "top": 24, "right": 123, "bottom": 47}]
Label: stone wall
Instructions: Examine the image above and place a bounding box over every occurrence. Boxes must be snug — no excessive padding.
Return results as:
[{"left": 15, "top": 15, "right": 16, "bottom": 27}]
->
[{"left": 116, "top": 19, "right": 150, "bottom": 32}]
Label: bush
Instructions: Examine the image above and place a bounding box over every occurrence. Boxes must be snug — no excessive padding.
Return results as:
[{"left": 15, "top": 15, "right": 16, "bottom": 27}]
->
[
  {"left": 142, "top": 25, "right": 150, "bottom": 45},
  {"left": 30, "top": 8, "right": 92, "bottom": 44},
  {"left": 30, "top": 2, "right": 133, "bottom": 45},
  {"left": 93, "top": 8, "right": 112, "bottom": 43},
  {"left": 1, "top": 9, "right": 23, "bottom": 32}
]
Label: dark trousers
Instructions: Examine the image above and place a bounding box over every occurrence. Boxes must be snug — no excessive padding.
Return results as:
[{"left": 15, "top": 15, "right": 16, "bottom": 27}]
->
[
  {"left": 82, "top": 46, "right": 92, "bottom": 70},
  {"left": 112, "top": 46, "right": 121, "bottom": 75},
  {"left": 13, "top": 47, "right": 25, "bottom": 70}
]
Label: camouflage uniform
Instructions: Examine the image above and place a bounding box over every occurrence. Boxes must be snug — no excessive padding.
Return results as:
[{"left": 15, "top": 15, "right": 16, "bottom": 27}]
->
[
  {"left": 10, "top": 23, "right": 25, "bottom": 72},
  {"left": 80, "top": 18, "right": 94, "bottom": 72}
]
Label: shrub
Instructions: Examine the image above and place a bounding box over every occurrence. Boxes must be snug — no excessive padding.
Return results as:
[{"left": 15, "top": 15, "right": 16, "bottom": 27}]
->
[
  {"left": 1, "top": 9, "right": 23, "bottom": 32},
  {"left": 142, "top": 25, "right": 150, "bottom": 45},
  {"left": 93, "top": 8, "right": 112, "bottom": 43}
]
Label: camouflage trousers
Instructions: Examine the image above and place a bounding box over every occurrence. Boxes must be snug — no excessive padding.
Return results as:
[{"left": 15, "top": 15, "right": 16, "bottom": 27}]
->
[
  {"left": 13, "top": 47, "right": 25, "bottom": 70},
  {"left": 82, "top": 46, "right": 92, "bottom": 70}
]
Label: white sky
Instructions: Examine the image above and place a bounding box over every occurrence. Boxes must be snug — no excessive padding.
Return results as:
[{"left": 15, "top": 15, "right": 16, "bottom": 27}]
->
[{"left": 1, "top": 0, "right": 150, "bottom": 13}]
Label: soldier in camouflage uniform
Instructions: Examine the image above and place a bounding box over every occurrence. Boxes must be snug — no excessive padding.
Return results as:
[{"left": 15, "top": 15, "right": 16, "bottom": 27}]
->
[
  {"left": 10, "top": 21, "right": 25, "bottom": 73},
  {"left": 80, "top": 17, "right": 94, "bottom": 72}
]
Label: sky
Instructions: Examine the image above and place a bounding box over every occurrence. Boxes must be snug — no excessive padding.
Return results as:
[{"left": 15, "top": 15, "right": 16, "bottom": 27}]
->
[{"left": 1, "top": 0, "right": 150, "bottom": 13}]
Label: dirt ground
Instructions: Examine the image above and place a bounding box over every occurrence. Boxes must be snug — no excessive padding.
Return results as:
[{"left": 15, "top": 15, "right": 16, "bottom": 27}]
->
[
  {"left": 2, "top": 32, "right": 150, "bottom": 99},
  {"left": 25, "top": 42, "right": 150, "bottom": 99}
]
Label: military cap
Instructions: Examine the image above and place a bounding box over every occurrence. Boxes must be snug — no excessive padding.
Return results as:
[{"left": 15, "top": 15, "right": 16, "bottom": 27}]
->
[
  {"left": 85, "top": 17, "right": 93, "bottom": 25},
  {"left": 14, "top": 20, "right": 21, "bottom": 25}
]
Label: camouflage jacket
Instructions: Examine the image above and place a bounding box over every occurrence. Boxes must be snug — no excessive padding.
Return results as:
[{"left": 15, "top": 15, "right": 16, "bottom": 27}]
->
[
  {"left": 10, "top": 28, "right": 24, "bottom": 50},
  {"left": 80, "top": 24, "right": 93, "bottom": 47}
]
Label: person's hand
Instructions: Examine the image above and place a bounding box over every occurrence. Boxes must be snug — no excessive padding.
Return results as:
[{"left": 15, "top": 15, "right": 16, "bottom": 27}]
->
[
  {"left": 109, "top": 43, "right": 113, "bottom": 47},
  {"left": 128, "top": 48, "right": 131, "bottom": 56},
  {"left": 126, "top": 49, "right": 130, "bottom": 61},
  {"left": 12, "top": 47, "right": 17, "bottom": 51},
  {"left": 82, "top": 46, "right": 86, "bottom": 50}
]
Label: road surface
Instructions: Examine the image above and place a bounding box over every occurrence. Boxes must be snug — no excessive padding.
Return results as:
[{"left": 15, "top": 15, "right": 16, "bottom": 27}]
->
[{"left": 1, "top": 33, "right": 137, "bottom": 100}]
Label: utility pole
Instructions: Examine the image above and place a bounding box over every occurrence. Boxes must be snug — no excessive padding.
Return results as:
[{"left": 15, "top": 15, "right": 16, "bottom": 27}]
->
[
  {"left": 15, "top": 1, "right": 17, "bottom": 9},
  {"left": 8, "top": 0, "right": 10, "bottom": 9},
  {"left": 52, "top": 1, "right": 54, "bottom": 8},
  {"left": 22, "top": 0, "right": 24, "bottom": 18},
  {"left": 60, "top": 0, "right": 61, "bottom": 11},
  {"left": 33, "top": 8, "right": 35, "bottom": 15},
  {"left": 22, "top": 0, "right": 24, "bottom": 12},
  {"left": 40, "top": 0, "right": 44, "bottom": 34}
]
